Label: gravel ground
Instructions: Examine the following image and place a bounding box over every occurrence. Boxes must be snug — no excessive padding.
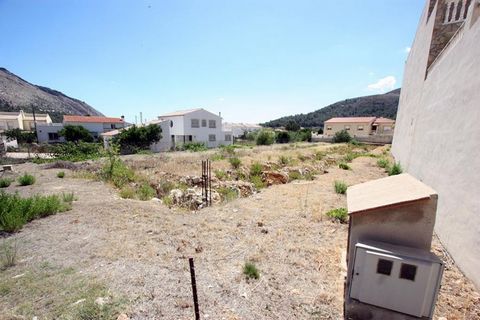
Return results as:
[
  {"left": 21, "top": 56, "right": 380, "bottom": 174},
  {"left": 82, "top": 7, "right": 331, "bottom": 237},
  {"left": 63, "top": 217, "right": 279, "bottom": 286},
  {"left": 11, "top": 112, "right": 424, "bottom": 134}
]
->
[{"left": 0, "top": 146, "right": 479, "bottom": 319}]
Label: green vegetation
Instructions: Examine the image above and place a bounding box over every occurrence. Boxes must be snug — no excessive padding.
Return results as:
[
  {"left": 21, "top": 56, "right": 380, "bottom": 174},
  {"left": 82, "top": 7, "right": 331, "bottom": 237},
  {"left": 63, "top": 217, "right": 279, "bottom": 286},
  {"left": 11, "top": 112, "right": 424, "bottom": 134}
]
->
[
  {"left": 377, "top": 158, "right": 390, "bottom": 169},
  {"left": 217, "top": 187, "right": 238, "bottom": 202},
  {"left": 57, "top": 171, "right": 65, "bottom": 178},
  {"left": 162, "top": 195, "right": 173, "bottom": 207},
  {"left": 250, "top": 162, "right": 263, "bottom": 177},
  {"left": 338, "top": 162, "right": 351, "bottom": 170},
  {"left": 58, "top": 125, "right": 94, "bottom": 142},
  {"left": 137, "top": 183, "right": 156, "bottom": 201},
  {"left": 0, "top": 178, "right": 13, "bottom": 188},
  {"left": 278, "top": 155, "right": 291, "bottom": 166},
  {"left": 315, "top": 150, "right": 326, "bottom": 161},
  {"left": 0, "top": 191, "right": 71, "bottom": 232},
  {"left": 255, "top": 129, "right": 275, "bottom": 145},
  {"left": 250, "top": 175, "right": 266, "bottom": 189},
  {"left": 113, "top": 124, "right": 162, "bottom": 154},
  {"left": 214, "top": 169, "right": 228, "bottom": 180},
  {"left": 210, "top": 153, "right": 225, "bottom": 161},
  {"left": 333, "top": 130, "right": 352, "bottom": 143},
  {"left": 4, "top": 128, "right": 36, "bottom": 144},
  {"left": 51, "top": 142, "right": 103, "bottom": 162},
  {"left": 388, "top": 162, "right": 403, "bottom": 176},
  {"left": 243, "top": 262, "right": 260, "bottom": 280},
  {"left": 101, "top": 150, "right": 135, "bottom": 188},
  {"left": 182, "top": 142, "right": 208, "bottom": 152},
  {"left": 285, "top": 120, "right": 301, "bottom": 131},
  {"left": 1, "top": 239, "right": 17, "bottom": 270},
  {"left": 18, "top": 173, "right": 36, "bottom": 186},
  {"left": 229, "top": 157, "right": 242, "bottom": 169},
  {"left": 334, "top": 180, "right": 348, "bottom": 194},
  {"left": 288, "top": 171, "right": 302, "bottom": 181},
  {"left": 326, "top": 208, "right": 348, "bottom": 223},
  {"left": 219, "top": 144, "right": 236, "bottom": 155},
  {"left": 119, "top": 186, "right": 136, "bottom": 199},
  {"left": 275, "top": 131, "right": 290, "bottom": 144}
]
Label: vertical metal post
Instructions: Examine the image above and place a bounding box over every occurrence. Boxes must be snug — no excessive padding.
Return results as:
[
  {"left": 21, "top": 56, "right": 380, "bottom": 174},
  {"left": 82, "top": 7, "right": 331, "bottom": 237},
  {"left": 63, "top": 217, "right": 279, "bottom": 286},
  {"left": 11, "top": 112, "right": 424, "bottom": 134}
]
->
[
  {"left": 32, "top": 105, "right": 38, "bottom": 143},
  {"left": 189, "top": 257, "right": 200, "bottom": 320},
  {"left": 208, "top": 160, "right": 212, "bottom": 206}
]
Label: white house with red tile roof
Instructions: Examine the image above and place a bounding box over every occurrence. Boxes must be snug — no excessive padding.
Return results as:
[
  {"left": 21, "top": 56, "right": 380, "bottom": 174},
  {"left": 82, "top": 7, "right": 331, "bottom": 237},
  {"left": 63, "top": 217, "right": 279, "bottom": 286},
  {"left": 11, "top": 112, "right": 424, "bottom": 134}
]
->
[{"left": 324, "top": 117, "right": 395, "bottom": 137}]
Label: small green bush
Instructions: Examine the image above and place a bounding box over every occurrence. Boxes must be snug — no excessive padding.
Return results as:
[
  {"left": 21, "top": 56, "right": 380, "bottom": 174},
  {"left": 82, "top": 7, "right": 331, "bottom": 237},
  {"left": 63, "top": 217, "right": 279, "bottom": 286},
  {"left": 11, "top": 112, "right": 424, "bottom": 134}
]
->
[
  {"left": 137, "top": 183, "right": 156, "bottom": 201},
  {"left": 119, "top": 186, "right": 135, "bottom": 199},
  {"left": 162, "top": 195, "right": 173, "bottom": 207},
  {"left": 349, "top": 139, "right": 363, "bottom": 146},
  {"left": 315, "top": 151, "right": 326, "bottom": 161},
  {"left": 250, "top": 162, "right": 263, "bottom": 177},
  {"left": 1, "top": 239, "right": 17, "bottom": 270},
  {"left": 304, "top": 172, "right": 315, "bottom": 181},
  {"left": 256, "top": 130, "right": 275, "bottom": 146},
  {"left": 334, "top": 181, "right": 348, "bottom": 194},
  {"left": 288, "top": 171, "right": 302, "bottom": 181},
  {"left": 214, "top": 169, "right": 228, "bottom": 180},
  {"left": 0, "top": 178, "right": 12, "bottom": 188},
  {"left": 229, "top": 157, "right": 242, "bottom": 169},
  {"left": 220, "top": 144, "right": 236, "bottom": 155},
  {"left": 250, "top": 175, "right": 266, "bottom": 189},
  {"left": 217, "top": 187, "right": 238, "bottom": 202},
  {"left": 333, "top": 130, "right": 352, "bottom": 143},
  {"left": 326, "top": 208, "right": 348, "bottom": 223},
  {"left": 18, "top": 173, "right": 36, "bottom": 186},
  {"left": 51, "top": 142, "right": 102, "bottom": 162},
  {"left": 377, "top": 158, "right": 390, "bottom": 169},
  {"left": 388, "top": 162, "right": 403, "bottom": 176},
  {"left": 57, "top": 171, "right": 65, "bottom": 178},
  {"left": 62, "top": 192, "right": 76, "bottom": 203},
  {"left": 101, "top": 152, "right": 135, "bottom": 188},
  {"left": 278, "top": 155, "right": 291, "bottom": 166},
  {"left": 210, "top": 153, "right": 225, "bottom": 161},
  {"left": 338, "top": 163, "right": 351, "bottom": 170},
  {"left": 183, "top": 142, "right": 208, "bottom": 152},
  {"left": 275, "top": 131, "right": 291, "bottom": 144},
  {"left": 243, "top": 262, "right": 260, "bottom": 280},
  {"left": 343, "top": 153, "right": 356, "bottom": 163}
]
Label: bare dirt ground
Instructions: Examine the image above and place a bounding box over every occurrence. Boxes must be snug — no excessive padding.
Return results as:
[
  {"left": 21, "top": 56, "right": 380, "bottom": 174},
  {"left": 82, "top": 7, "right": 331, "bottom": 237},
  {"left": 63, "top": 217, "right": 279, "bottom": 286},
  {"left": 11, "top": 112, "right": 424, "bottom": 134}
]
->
[{"left": 1, "top": 143, "right": 479, "bottom": 319}]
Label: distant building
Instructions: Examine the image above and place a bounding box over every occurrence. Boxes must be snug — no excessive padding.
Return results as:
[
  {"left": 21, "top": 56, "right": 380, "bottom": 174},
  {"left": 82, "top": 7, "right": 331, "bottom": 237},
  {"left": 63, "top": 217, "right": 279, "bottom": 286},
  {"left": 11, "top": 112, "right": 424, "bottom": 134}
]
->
[
  {"left": 156, "top": 108, "right": 233, "bottom": 148},
  {"left": 223, "top": 122, "right": 262, "bottom": 138},
  {"left": 323, "top": 117, "right": 395, "bottom": 137},
  {"left": 0, "top": 110, "right": 52, "bottom": 131},
  {"left": 393, "top": 0, "right": 480, "bottom": 288}
]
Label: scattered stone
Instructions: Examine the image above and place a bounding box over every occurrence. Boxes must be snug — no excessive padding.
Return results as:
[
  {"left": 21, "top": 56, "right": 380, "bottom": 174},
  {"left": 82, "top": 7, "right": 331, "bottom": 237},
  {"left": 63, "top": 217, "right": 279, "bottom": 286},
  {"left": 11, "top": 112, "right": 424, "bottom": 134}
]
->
[
  {"left": 73, "top": 299, "right": 86, "bottom": 305},
  {"left": 261, "top": 229, "right": 269, "bottom": 234},
  {"left": 151, "top": 197, "right": 162, "bottom": 203},
  {"left": 117, "top": 314, "right": 130, "bottom": 320},
  {"left": 12, "top": 273, "right": 25, "bottom": 279},
  {"left": 257, "top": 222, "right": 264, "bottom": 227},
  {"left": 95, "top": 296, "right": 111, "bottom": 306},
  {"left": 262, "top": 171, "right": 288, "bottom": 185}
]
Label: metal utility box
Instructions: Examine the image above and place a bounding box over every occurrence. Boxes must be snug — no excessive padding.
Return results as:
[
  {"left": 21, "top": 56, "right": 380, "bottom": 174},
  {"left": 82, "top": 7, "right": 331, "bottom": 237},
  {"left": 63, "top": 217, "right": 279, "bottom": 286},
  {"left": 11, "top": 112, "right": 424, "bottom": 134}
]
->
[{"left": 350, "top": 241, "right": 443, "bottom": 318}]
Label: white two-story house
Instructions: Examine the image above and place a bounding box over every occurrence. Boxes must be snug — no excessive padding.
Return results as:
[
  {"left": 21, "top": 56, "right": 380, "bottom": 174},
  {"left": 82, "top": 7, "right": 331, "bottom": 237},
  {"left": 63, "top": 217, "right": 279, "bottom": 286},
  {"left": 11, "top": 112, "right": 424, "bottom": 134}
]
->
[{"left": 157, "top": 108, "right": 233, "bottom": 148}]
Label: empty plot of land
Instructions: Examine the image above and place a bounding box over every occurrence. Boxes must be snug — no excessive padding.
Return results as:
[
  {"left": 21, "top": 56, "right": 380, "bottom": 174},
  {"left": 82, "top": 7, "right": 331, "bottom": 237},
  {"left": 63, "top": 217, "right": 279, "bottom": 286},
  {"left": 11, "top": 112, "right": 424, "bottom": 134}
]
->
[{"left": 0, "top": 144, "right": 478, "bottom": 319}]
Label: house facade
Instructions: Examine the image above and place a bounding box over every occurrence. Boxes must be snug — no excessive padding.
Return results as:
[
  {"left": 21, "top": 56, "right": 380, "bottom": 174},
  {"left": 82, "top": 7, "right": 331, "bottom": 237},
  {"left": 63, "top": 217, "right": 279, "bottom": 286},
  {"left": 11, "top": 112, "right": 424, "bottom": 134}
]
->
[
  {"left": 0, "top": 110, "right": 52, "bottom": 131},
  {"left": 324, "top": 117, "right": 395, "bottom": 137},
  {"left": 223, "top": 122, "right": 262, "bottom": 138},
  {"left": 392, "top": 0, "right": 480, "bottom": 288},
  {"left": 157, "top": 108, "right": 233, "bottom": 148}
]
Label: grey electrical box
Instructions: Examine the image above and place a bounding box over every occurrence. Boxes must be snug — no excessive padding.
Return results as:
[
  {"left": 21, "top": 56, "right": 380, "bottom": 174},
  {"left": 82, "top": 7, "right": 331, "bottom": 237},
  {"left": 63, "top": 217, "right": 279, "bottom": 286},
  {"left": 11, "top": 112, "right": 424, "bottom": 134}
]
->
[{"left": 350, "top": 241, "right": 444, "bottom": 318}]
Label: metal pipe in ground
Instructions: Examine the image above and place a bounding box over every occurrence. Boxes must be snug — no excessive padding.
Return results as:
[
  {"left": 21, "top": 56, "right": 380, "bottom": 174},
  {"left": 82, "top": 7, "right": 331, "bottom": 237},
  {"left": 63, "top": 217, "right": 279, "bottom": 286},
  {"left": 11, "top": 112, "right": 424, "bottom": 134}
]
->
[{"left": 189, "top": 257, "right": 200, "bottom": 320}]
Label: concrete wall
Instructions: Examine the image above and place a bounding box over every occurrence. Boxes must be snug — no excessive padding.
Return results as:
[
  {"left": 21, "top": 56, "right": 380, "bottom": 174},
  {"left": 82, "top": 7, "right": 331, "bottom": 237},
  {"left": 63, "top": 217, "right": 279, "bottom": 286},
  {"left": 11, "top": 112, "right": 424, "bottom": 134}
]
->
[
  {"left": 36, "top": 123, "right": 65, "bottom": 143},
  {"left": 150, "top": 121, "right": 172, "bottom": 152},
  {"left": 393, "top": 0, "right": 480, "bottom": 288}
]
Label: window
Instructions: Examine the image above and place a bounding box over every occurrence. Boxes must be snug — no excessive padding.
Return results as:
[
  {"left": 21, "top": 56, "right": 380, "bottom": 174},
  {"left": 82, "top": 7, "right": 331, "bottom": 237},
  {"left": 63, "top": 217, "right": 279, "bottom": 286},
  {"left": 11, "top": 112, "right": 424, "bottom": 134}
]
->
[
  {"left": 201, "top": 119, "right": 207, "bottom": 127},
  {"left": 376, "top": 259, "right": 393, "bottom": 276},
  {"left": 170, "top": 120, "right": 173, "bottom": 128},
  {"left": 209, "top": 134, "right": 216, "bottom": 141},
  {"left": 209, "top": 120, "right": 216, "bottom": 128},
  {"left": 345, "top": 125, "right": 351, "bottom": 130},
  {"left": 225, "top": 134, "right": 232, "bottom": 141},
  {"left": 48, "top": 132, "right": 59, "bottom": 140},
  {"left": 383, "top": 126, "right": 392, "bottom": 132},
  {"left": 111, "top": 124, "right": 116, "bottom": 129},
  {"left": 358, "top": 125, "right": 364, "bottom": 131},
  {"left": 400, "top": 263, "right": 417, "bottom": 281},
  {"left": 326, "top": 126, "right": 332, "bottom": 130},
  {"left": 191, "top": 119, "right": 200, "bottom": 128}
]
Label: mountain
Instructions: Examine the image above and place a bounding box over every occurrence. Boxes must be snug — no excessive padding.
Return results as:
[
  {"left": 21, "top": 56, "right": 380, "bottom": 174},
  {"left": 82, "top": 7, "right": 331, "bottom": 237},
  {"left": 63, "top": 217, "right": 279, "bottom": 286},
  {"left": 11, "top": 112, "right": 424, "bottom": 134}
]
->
[
  {"left": 0, "top": 67, "right": 103, "bottom": 122},
  {"left": 263, "top": 89, "right": 401, "bottom": 128}
]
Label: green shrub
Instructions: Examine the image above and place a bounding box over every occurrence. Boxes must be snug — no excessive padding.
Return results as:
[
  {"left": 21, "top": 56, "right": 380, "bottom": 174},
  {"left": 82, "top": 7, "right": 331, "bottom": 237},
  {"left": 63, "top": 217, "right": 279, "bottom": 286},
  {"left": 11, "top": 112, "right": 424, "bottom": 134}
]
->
[
  {"left": 101, "top": 151, "right": 135, "bottom": 188},
  {"left": 338, "top": 163, "right": 351, "bottom": 170},
  {"left": 333, "top": 130, "right": 352, "bottom": 143},
  {"left": 156, "top": 179, "right": 176, "bottom": 196},
  {"left": 388, "top": 162, "right": 403, "bottom": 176},
  {"left": 57, "top": 171, "right": 65, "bottom": 178},
  {"left": 275, "top": 131, "right": 291, "bottom": 144},
  {"left": 0, "top": 178, "right": 12, "bottom": 188},
  {"left": 297, "top": 153, "right": 308, "bottom": 162},
  {"left": 377, "top": 158, "right": 390, "bottom": 169},
  {"left": 229, "top": 157, "right": 242, "bottom": 169},
  {"left": 137, "top": 183, "right": 156, "bottom": 201},
  {"left": 119, "top": 186, "right": 136, "bottom": 199},
  {"left": 334, "top": 181, "right": 348, "bottom": 194},
  {"left": 278, "top": 155, "right": 291, "bottom": 166},
  {"left": 51, "top": 142, "right": 102, "bottom": 162},
  {"left": 211, "top": 153, "right": 225, "bottom": 161},
  {"left": 58, "top": 125, "right": 94, "bottom": 142},
  {"left": 243, "top": 262, "right": 260, "bottom": 280},
  {"left": 62, "top": 192, "right": 76, "bottom": 203},
  {"left": 250, "top": 175, "right": 266, "bottom": 189},
  {"left": 250, "top": 162, "right": 263, "bottom": 177},
  {"left": 326, "top": 208, "right": 348, "bottom": 223},
  {"left": 288, "top": 171, "right": 302, "bottom": 181},
  {"left": 343, "top": 153, "right": 356, "bottom": 163},
  {"left": 256, "top": 130, "right": 275, "bottom": 145},
  {"left": 4, "top": 128, "right": 36, "bottom": 144},
  {"left": 290, "top": 129, "right": 312, "bottom": 142},
  {"left": 1, "top": 239, "right": 17, "bottom": 270},
  {"left": 162, "top": 195, "right": 173, "bottom": 207},
  {"left": 220, "top": 144, "right": 236, "bottom": 155},
  {"left": 183, "top": 142, "right": 208, "bottom": 152},
  {"left": 0, "top": 191, "right": 71, "bottom": 232},
  {"left": 349, "top": 139, "right": 363, "bottom": 146},
  {"left": 214, "top": 169, "right": 228, "bottom": 180},
  {"left": 112, "top": 124, "right": 162, "bottom": 154},
  {"left": 217, "top": 187, "right": 238, "bottom": 202},
  {"left": 304, "top": 172, "right": 315, "bottom": 181},
  {"left": 315, "top": 151, "right": 326, "bottom": 161},
  {"left": 18, "top": 173, "right": 35, "bottom": 186}
]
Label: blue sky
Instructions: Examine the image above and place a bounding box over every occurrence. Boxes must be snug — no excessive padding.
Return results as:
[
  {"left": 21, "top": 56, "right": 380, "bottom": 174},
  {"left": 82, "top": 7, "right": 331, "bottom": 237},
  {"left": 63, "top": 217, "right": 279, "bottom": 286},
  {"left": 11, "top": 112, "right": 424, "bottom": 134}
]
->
[{"left": 0, "top": 0, "right": 424, "bottom": 123}]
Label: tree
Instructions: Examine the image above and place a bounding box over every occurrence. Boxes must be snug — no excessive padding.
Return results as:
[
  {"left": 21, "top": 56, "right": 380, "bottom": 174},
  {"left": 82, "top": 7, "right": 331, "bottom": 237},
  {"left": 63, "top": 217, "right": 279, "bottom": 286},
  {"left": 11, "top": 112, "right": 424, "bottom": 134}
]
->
[
  {"left": 285, "top": 120, "right": 300, "bottom": 132},
  {"left": 333, "top": 129, "right": 352, "bottom": 143},
  {"left": 256, "top": 130, "right": 275, "bottom": 145},
  {"left": 113, "top": 124, "right": 162, "bottom": 154},
  {"left": 275, "top": 131, "right": 290, "bottom": 144},
  {"left": 4, "top": 128, "right": 36, "bottom": 144},
  {"left": 59, "top": 125, "right": 94, "bottom": 142}
]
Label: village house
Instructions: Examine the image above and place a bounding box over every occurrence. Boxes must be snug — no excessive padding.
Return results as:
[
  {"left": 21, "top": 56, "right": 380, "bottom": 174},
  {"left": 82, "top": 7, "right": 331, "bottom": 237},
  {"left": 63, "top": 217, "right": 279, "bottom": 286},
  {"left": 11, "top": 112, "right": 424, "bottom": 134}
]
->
[
  {"left": 393, "top": 0, "right": 480, "bottom": 288},
  {"left": 323, "top": 117, "right": 395, "bottom": 137},
  {"left": 156, "top": 108, "right": 233, "bottom": 149},
  {"left": 223, "top": 122, "right": 262, "bottom": 138},
  {"left": 36, "top": 115, "right": 125, "bottom": 143},
  {"left": 0, "top": 110, "right": 52, "bottom": 132}
]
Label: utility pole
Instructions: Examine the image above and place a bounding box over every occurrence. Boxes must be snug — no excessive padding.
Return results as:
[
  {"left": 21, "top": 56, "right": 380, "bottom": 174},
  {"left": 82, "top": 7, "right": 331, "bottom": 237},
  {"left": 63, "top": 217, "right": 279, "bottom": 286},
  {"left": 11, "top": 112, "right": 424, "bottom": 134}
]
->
[
  {"left": 140, "top": 112, "right": 143, "bottom": 125},
  {"left": 32, "top": 105, "right": 38, "bottom": 143}
]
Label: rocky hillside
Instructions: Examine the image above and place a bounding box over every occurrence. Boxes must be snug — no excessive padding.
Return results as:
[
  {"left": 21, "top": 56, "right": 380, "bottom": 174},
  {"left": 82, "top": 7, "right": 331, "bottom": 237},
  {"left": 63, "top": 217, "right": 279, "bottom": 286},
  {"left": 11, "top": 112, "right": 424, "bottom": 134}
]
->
[
  {"left": 263, "top": 89, "right": 401, "bottom": 128},
  {"left": 0, "top": 67, "right": 103, "bottom": 122}
]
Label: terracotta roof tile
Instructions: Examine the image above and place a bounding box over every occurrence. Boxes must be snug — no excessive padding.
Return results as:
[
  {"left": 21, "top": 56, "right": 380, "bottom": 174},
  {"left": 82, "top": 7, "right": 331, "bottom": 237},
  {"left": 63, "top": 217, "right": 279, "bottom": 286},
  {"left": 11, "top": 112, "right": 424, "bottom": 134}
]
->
[{"left": 63, "top": 115, "right": 124, "bottom": 124}]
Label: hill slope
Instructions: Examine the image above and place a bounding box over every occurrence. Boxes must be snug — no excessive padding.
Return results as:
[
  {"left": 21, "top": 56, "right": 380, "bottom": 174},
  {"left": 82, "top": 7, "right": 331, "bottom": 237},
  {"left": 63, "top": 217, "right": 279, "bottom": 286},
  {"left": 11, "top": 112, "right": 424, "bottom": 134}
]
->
[
  {"left": 263, "top": 89, "right": 400, "bottom": 128},
  {"left": 0, "top": 67, "right": 103, "bottom": 122}
]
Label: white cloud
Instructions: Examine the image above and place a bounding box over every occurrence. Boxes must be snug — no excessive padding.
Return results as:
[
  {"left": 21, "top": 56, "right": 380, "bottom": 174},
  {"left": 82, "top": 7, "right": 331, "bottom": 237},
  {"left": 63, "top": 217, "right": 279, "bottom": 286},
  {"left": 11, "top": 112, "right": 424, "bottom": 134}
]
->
[
  {"left": 405, "top": 47, "right": 411, "bottom": 53},
  {"left": 368, "top": 76, "right": 396, "bottom": 92}
]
